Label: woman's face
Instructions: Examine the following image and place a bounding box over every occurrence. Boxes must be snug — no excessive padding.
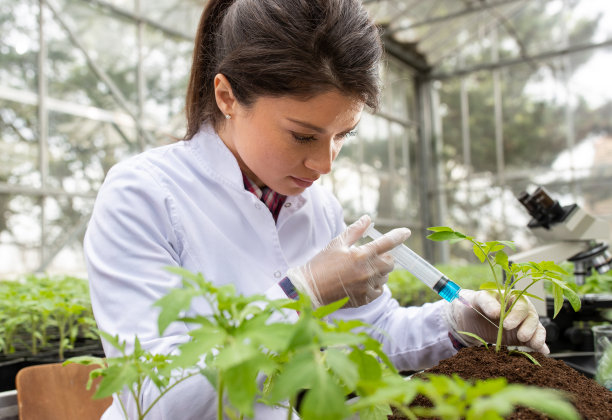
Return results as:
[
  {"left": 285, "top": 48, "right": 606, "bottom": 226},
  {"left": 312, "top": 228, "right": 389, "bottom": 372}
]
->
[{"left": 217, "top": 89, "right": 364, "bottom": 196}]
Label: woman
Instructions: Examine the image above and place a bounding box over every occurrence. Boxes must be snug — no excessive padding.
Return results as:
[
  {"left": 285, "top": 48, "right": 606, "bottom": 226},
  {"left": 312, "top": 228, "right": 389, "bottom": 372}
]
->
[{"left": 84, "top": 0, "right": 548, "bottom": 418}]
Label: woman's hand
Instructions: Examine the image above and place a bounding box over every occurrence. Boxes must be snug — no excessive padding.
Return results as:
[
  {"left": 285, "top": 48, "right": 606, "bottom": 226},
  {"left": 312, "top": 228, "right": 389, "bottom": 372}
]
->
[
  {"left": 444, "top": 289, "right": 549, "bottom": 354},
  {"left": 287, "top": 215, "right": 411, "bottom": 308}
]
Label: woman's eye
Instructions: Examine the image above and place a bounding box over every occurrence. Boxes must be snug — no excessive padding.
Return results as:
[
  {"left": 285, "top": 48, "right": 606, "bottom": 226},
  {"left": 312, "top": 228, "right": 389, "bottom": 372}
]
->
[
  {"left": 292, "top": 133, "right": 317, "bottom": 143},
  {"left": 336, "top": 130, "right": 358, "bottom": 141}
]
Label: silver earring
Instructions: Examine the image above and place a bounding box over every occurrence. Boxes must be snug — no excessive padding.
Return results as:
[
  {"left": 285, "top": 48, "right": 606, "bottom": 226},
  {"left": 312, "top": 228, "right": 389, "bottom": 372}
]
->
[{"left": 225, "top": 114, "right": 231, "bottom": 120}]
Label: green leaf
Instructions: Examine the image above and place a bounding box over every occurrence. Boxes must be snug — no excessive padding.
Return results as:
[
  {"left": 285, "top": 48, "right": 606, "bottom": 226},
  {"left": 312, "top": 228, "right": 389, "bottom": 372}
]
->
[
  {"left": 427, "top": 226, "right": 454, "bottom": 232},
  {"left": 300, "top": 367, "right": 350, "bottom": 420},
  {"left": 224, "top": 356, "right": 274, "bottom": 417},
  {"left": 550, "top": 279, "right": 582, "bottom": 315},
  {"left": 479, "top": 282, "right": 499, "bottom": 291},
  {"left": 154, "top": 288, "right": 196, "bottom": 334},
  {"left": 539, "top": 261, "right": 568, "bottom": 274},
  {"left": 325, "top": 348, "right": 359, "bottom": 390},
  {"left": 349, "top": 350, "right": 382, "bottom": 381},
  {"left": 472, "top": 244, "right": 486, "bottom": 263},
  {"left": 509, "top": 350, "right": 540, "bottom": 366},
  {"left": 498, "top": 240, "right": 516, "bottom": 251},
  {"left": 94, "top": 364, "right": 140, "bottom": 399},
  {"left": 487, "top": 243, "right": 506, "bottom": 253},
  {"left": 562, "top": 286, "right": 581, "bottom": 312},
  {"left": 244, "top": 322, "right": 294, "bottom": 352},
  {"left": 494, "top": 251, "right": 509, "bottom": 269},
  {"left": 214, "top": 342, "right": 259, "bottom": 370},
  {"left": 64, "top": 356, "right": 105, "bottom": 367},
  {"left": 457, "top": 331, "right": 488, "bottom": 349},
  {"left": 356, "top": 403, "right": 393, "bottom": 420},
  {"left": 174, "top": 328, "right": 226, "bottom": 368},
  {"left": 314, "top": 297, "right": 349, "bottom": 318},
  {"left": 97, "top": 331, "right": 124, "bottom": 352},
  {"left": 266, "top": 351, "right": 317, "bottom": 403},
  {"left": 350, "top": 375, "right": 416, "bottom": 410},
  {"left": 552, "top": 283, "right": 564, "bottom": 318},
  {"left": 427, "top": 231, "right": 462, "bottom": 242},
  {"left": 476, "top": 386, "right": 580, "bottom": 420}
]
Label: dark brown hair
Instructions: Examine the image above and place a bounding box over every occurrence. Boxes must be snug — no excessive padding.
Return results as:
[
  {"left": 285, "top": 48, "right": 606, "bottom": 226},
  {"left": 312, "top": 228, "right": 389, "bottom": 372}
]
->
[{"left": 184, "top": 0, "right": 383, "bottom": 139}]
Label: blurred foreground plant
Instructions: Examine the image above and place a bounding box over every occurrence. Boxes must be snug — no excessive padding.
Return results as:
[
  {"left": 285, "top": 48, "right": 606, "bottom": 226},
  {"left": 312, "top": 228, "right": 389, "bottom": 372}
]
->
[{"left": 68, "top": 267, "right": 579, "bottom": 420}]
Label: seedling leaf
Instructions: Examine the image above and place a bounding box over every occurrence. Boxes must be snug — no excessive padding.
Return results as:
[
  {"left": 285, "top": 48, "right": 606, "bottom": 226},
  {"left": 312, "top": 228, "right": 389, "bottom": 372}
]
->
[
  {"left": 509, "top": 349, "right": 541, "bottom": 366},
  {"left": 479, "top": 282, "right": 498, "bottom": 291},
  {"left": 427, "top": 231, "right": 465, "bottom": 242},
  {"left": 457, "top": 331, "right": 488, "bottom": 349},
  {"left": 472, "top": 244, "right": 486, "bottom": 263},
  {"left": 94, "top": 364, "right": 140, "bottom": 399},
  {"left": 314, "top": 297, "right": 349, "bottom": 318},
  {"left": 427, "top": 226, "right": 454, "bottom": 233}
]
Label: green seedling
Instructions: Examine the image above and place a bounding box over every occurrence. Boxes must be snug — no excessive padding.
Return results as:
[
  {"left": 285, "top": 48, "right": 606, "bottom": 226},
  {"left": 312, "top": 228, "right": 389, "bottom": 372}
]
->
[
  {"left": 66, "top": 331, "right": 197, "bottom": 420},
  {"left": 377, "top": 374, "right": 578, "bottom": 420},
  {"left": 427, "top": 227, "right": 581, "bottom": 353},
  {"left": 264, "top": 293, "right": 401, "bottom": 420},
  {"left": 156, "top": 267, "right": 401, "bottom": 420}
]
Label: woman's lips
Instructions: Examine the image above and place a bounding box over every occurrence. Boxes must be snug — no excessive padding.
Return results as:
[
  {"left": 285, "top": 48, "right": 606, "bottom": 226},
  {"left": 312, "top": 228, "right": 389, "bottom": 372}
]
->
[{"left": 291, "top": 176, "right": 316, "bottom": 188}]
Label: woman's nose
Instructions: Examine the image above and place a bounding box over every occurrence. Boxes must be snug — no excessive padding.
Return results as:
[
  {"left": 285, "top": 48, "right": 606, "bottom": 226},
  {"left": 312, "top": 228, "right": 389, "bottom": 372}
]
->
[{"left": 305, "top": 140, "right": 336, "bottom": 174}]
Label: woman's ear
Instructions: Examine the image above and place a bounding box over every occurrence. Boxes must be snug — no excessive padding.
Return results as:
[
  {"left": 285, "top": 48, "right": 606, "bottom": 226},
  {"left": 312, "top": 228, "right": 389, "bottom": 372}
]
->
[{"left": 214, "top": 74, "right": 236, "bottom": 117}]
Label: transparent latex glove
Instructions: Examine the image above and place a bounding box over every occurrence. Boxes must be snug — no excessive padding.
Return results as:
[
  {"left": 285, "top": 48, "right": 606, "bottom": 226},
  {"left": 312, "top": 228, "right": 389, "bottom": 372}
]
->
[
  {"left": 444, "top": 289, "right": 549, "bottom": 354},
  {"left": 287, "top": 215, "right": 411, "bottom": 309}
]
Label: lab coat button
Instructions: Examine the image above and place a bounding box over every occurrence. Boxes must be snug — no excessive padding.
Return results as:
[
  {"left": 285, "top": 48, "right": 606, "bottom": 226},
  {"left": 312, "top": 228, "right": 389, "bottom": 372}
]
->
[
  {"left": 284, "top": 202, "right": 291, "bottom": 208},
  {"left": 274, "top": 271, "right": 282, "bottom": 278}
]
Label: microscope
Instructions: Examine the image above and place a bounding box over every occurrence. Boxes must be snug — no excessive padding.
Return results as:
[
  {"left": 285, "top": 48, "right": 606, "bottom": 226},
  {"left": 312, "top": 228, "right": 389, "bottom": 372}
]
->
[{"left": 510, "top": 187, "right": 612, "bottom": 376}]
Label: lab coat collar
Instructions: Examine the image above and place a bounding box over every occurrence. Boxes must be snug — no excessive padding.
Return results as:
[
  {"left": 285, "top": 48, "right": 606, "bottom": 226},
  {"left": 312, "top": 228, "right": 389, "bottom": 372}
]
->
[{"left": 189, "top": 124, "right": 246, "bottom": 191}]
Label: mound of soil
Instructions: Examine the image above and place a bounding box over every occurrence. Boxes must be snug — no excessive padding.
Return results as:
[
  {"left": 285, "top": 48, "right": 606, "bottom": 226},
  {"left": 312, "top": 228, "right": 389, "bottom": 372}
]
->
[{"left": 390, "top": 346, "right": 612, "bottom": 419}]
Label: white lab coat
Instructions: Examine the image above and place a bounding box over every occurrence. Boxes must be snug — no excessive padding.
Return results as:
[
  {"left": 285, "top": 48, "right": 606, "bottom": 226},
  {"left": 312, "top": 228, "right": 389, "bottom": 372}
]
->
[{"left": 84, "top": 124, "right": 455, "bottom": 420}]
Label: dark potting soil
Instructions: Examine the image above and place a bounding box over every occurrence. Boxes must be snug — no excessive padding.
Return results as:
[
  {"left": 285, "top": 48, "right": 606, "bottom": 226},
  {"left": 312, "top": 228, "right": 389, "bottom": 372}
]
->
[{"left": 389, "top": 346, "right": 612, "bottom": 420}]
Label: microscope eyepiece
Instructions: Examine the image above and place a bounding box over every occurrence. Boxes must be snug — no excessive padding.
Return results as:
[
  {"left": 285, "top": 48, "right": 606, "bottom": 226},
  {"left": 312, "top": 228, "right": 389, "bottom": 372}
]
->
[{"left": 518, "top": 187, "right": 574, "bottom": 229}]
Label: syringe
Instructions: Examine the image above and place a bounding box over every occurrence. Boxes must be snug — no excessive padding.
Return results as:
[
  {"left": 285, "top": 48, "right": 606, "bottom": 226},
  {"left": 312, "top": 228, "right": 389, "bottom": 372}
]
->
[{"left": 364, "top": 223, "right": 471, "bottom": 306}]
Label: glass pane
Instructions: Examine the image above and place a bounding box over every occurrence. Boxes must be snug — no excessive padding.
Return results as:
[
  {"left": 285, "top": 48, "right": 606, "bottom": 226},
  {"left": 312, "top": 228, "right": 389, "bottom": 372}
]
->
[
  {"left": 141, "top": 0, "right": 200, "bottom": 36},
  {"left": 47, "top": 0, "right": 138, "bottom": 109},
  {"left": 42, "top": 196, "right": 93, "bottom": 275},
  {"left": 48, "top": 111, "right": 136, "bottom": 194},
  {"left": 141, "top": 24, "right": 192, "bottom": 137},
  {"left": 438, "top": 72, "right": 497, "bottom": 175},
  {"left": 0, "top": 101, "right": 39, "bottom": 188},
  {"left": 0, "top": 193, "right": 41, "bottom": 275},
  {"left": 438, "top": 78, "right": 464, "bottom": 177},
  {"left": 390, "top": 123, "right": 410, "bottom": 221},
  {"left": 0, "top": 0, "right": 38, "bottom": 92},
  {"left": 382, "top": 58, "right": 414, "bottom": 122},
  {"left": 502, "top": 62, "right": 567, "bottom": 171}
]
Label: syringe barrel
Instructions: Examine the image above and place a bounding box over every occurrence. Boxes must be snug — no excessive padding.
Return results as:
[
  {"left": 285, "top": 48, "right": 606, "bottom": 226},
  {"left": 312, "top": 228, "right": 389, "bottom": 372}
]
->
[
  {"left": 364, "top": 223, "right": 462, "bottom": 302},
  {"left": 388, "top": 245, "right": 445, "bottom": 289}
]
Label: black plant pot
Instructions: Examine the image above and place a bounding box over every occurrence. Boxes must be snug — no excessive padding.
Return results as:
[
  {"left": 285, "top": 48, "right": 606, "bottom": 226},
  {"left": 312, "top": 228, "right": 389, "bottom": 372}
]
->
[
  {"left": 0, "top": 339, "right": 104, "bottom": 392},
  {"left": 0, "top": 357, "right": 26, "bottom": 393}
]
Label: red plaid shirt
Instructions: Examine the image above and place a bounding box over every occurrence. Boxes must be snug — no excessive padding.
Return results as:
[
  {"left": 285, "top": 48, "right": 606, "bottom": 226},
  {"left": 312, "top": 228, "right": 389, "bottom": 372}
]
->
[
  {"left": 242, "top": 173, "right": 287, "bottom": 222},
  {"left": 242, "top": 173, "right": 297, "bottom": 299}
]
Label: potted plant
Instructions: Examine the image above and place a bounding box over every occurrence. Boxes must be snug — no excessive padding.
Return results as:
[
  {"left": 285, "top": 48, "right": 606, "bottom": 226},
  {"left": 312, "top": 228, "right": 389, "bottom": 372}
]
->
[{"left": 388, "top": 227, "right": 612, "bottom": 419}]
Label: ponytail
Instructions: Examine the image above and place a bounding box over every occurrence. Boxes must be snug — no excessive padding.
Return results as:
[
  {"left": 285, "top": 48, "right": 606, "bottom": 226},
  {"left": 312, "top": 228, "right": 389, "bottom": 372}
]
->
[{"left": 184, "top": 0, "right": 234, "bottom": 140}]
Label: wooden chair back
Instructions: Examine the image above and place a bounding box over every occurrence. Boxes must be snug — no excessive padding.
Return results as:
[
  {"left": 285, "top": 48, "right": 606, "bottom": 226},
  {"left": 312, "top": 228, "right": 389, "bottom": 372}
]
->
[{"left": 16, "top": 362, "right": 111, "bottom": 420}]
